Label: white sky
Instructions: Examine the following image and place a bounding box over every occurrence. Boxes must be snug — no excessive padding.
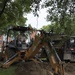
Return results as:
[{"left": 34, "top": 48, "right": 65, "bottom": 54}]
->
[{"left": 26, "top": 8, "right": 50, "bottom": 29}]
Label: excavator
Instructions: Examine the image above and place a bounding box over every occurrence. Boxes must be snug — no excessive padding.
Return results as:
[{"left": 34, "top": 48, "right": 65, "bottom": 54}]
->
[{"left": 0, "top": 26, "right": 64, "bottom": 75}]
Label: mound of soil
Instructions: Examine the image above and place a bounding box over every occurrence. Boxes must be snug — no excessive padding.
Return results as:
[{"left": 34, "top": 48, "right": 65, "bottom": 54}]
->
[
  {"left": 15, "top": 61, "right": 75, "bottom": 75},
  {"left": 64, "top": 63, "right": 75, "bottom": 75},
  {"left": 15, "top": 61, "right": 53, "bottom": 75}
]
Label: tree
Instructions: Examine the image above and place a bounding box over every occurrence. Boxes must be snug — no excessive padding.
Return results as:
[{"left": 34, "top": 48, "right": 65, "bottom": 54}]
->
[
  {"left": 0, "top": 0, "right": 41, "bottom": 34},
  {"left": 41, "top": 23, "right": 61, "bottom": 34},
  {"left": 44, "top": 0, "right": 75, "bottom": 35}
]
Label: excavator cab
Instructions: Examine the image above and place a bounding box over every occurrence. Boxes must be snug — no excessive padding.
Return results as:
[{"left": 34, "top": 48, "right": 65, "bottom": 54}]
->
[
  {"left": 6, "top": 26, "right": 32, "bottom": 50},
  {"left": 1, "top": 26, "right": 33, "bottom": 67}
]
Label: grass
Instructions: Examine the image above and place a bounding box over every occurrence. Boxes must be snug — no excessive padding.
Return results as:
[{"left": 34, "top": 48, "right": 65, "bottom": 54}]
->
[{"left": 0, "top": 66, "right": 16, "bottom": 75}]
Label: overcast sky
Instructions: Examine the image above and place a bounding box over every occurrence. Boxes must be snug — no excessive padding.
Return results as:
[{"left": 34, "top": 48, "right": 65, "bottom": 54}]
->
[{"left": 26, "top": 8, "right": 50, "bottom": 29}]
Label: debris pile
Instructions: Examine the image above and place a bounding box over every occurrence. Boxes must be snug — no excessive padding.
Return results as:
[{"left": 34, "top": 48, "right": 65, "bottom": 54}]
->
[
  {"left": 64, "top": 63, "right": 75, "bottom": 75},
  {"left": 15, "top": 61, "right": 53, "bottom": 75}
]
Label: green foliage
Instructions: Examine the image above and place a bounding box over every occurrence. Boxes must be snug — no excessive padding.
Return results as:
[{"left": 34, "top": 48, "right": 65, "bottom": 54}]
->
[
  {"left": 41, "top": 25, "right": 50, "bottom": 32},
  {"left": 0, "top": 0, "right": 42, "bottom": 34},
  {"left": 0, "top": 66, "right": 16, "bottom": 75},
  {"left": 41, "top": 23, "right": 61, "bottom": 34},
  {"left": 44, "top": 0, "right": 75, "bottom": 35}
]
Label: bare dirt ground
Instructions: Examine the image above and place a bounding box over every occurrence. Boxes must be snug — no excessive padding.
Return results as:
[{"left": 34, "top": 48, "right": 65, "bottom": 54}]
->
[
  {"left": 64, "top": 63, "right": 75, "bottom": 75},
  {"left": 15, "top": 61, "right": 53, "bottom": 75},
  {"left": 15, "top": 61, "right": 75, "bottom": 75}
]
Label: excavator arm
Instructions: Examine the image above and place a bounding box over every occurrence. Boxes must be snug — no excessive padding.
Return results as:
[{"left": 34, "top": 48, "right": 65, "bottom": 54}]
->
[{"left": 1, "top": 26, "right": 64, "bottom": 75}]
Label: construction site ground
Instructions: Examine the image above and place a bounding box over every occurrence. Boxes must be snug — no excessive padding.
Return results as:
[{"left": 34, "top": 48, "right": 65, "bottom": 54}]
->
[{"left": 0, "top": 61, "right": 75, "bottom": 75}]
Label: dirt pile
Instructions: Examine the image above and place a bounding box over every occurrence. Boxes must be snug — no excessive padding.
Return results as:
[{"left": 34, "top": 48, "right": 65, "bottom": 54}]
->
[
  {"left": 64, "top": 63, "right": 75, "bottom": 75},
  {"left": 15, "top": 61, "right": 53, "bottom": 75}
]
